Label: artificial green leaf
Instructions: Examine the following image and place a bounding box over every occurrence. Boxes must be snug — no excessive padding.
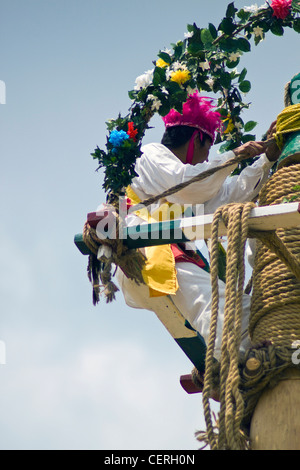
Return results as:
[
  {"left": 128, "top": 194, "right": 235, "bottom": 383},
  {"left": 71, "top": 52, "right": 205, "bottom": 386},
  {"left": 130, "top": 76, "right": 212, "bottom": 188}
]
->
[
  {"left": 226, "top": 58, "right": 240, "bottom": 68},
  {"left": 166, "top": 80, "right": 183, "bottom": 94},
  {"left": 238, "top": 67, "right": 247, "bottom": 83},
  {"left": 271, "top": 22, "right": 284, "bottom": 36},
  {"left": 231, "top": 106, "right": 242, "bottom": 117},
  {"left": 239, "top": 80, "right": 251, "bottom": 93},
  {"left": 157, "top": 51, "right": 172, "bottom": 64},
  {"left": 187, "top": 42, "right": 204, "bottom": 56},
  {"left": 237, "top": 8, "right": 251, "bottom": 22},
  {"left": 201, "top": 28, "right": 214, "bottom": 44},
  {"left": 244, "top": 120, "right": 257, "bottom": 132},
  {"left": 237, "top": 37, "right": 251, "bottom": 52},
  {"left": 241, "top": 134, "right": 255, "bottom": 143},
  {"left": 208, "top": 22, "right": 218, "bottom": 39},
  {"left": 226, "top": 2, "right": 238, "bottom": 19},
  {"left": 153, "top": 67, "right": 166, "bottom": 86},
  {"left": 219, "top": 71, "right": 232, "bottom": 88},
  {"left": 173, "top": 41, "right": 185, "bottom": 59},
  {"left": 128, "top": 90, "right": 138, "bottom": 100},
  {"left": 254, "top": 35, "right": 263, "bottom": 46},
  {"left": 217, "top": 107, "right": 229, "bottom": 117},
  {"left": 218, "top": 141, "right": 231, "bottom": 154},
  {"left": 292, "top": 0, "right": 300, "bottom": 12},
  {"left": 159, "top": 101, "right": 171, "bottom": 117},
  {"left": 219, "top": 17, "right": 236, "bottom": 35},
  {"left": 173, "top": 101, "right": 183, "bottom": 114},
  {"left": 219, "top": 37, "right": 239, "bottom": 52},
  {"left": 293, "top": 18, "right": 300, "bottom": 33},
  {"left": 172, "top": 89, "right": 188, "bottom": 104}
]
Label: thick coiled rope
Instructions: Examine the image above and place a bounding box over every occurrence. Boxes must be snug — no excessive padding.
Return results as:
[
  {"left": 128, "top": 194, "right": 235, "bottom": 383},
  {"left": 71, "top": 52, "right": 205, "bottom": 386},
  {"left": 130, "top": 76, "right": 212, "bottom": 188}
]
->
[
  {"left": 274, "top": 104, "right": 300, "bottom": 150},
  {"left": 249, "top": 164, "right": 300, "bottom": 347}
]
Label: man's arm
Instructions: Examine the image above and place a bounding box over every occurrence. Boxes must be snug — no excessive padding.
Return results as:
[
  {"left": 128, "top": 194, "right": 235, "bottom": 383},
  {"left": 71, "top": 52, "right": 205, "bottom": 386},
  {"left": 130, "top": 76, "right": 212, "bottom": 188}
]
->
[{"left": 233, "top": 121, "right": 280, "bottom": 163}]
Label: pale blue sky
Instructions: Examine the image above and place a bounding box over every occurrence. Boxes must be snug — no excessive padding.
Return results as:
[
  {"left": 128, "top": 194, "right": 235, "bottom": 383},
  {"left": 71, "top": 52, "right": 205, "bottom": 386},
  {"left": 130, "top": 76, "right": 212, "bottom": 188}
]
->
[{"left": 0, "top": 0, "right": 299, "bottom": 450}]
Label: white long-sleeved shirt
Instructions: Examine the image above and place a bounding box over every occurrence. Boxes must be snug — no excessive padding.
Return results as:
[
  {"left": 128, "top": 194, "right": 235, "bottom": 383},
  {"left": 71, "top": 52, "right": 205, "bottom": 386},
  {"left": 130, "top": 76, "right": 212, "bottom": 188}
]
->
[
  {"left": 130, "top": 143, "right": 274, "bottom": 215},
  {"left": 118, "top": 143, "right": 272, "bottom": 357}
]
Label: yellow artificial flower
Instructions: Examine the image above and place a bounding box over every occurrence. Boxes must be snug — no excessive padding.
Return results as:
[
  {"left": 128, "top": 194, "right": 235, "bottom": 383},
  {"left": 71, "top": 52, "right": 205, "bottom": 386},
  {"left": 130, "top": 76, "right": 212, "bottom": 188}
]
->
[
  {"left": 156, "top": 58, "right": 168, "bottom": 68},
  {"left": 170, "top": 69, "right": 191, "bottom": 86},
  {"left": 223, "top": 115, "right": 235, "bottom": 134}
]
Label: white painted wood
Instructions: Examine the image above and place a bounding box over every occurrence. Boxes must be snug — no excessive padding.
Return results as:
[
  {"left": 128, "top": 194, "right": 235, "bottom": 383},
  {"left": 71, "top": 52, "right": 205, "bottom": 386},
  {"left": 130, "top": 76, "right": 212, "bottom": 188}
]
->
[{"left": 179, "top": 202, "right": 300, "bottom": 240}]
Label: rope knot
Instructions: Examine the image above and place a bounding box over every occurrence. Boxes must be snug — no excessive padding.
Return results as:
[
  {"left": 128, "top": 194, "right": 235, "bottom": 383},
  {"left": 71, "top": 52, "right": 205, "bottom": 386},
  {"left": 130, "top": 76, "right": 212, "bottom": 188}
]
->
[{"left": 83, "top": 205, "right": 146, "bottom": 304}]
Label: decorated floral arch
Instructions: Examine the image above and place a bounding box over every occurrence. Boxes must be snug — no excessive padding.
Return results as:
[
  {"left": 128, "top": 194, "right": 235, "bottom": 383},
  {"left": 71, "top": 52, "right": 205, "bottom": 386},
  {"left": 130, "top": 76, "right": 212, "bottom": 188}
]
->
[{"left": 91, "top": 0, "right": 300, "bottom": 200}]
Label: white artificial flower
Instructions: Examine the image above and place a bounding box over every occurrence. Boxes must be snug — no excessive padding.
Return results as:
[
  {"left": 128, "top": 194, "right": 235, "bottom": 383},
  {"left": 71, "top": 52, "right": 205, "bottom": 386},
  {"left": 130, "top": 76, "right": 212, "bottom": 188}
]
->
[
  {"left": 186, "top": 86, "right": 198, "bottom": 95},
  {"left": 161, "top": 86, "right": 169, "bottom": 95},
  {"left": 253, "top": 26, "right": 264, "bottom": 38},
  {"left": 205, "top": 78, "right": 214, "bottom": 89},
  {"left": 134, "top": 69, "right": 154, "bottom": 90},
  {"left": 161, "top": 48, "right": 173, "bottom": 55},
  {"left": 226, "top": 133, "right": 234, "bottom": 141},
  {"left": 244, "top": 2, "right": 268, "bottom": 13},
  {"left": 199, "top": 60, "right": 210, "bottom": 71},
  {"left": 172, "top": 61, "right": 188, "bottom": 71},
  {"left": 228, "top": 52, "right": 241, "bottom": 62},
  {"left": 147, "top": 94, "right": 162, "bottom": 111},
  {"left": 258, "top": 3, "right": 268, "bottom": 10},
  {"left": 235, "top": 122, "right": 243, "bottom": 130},
  {"left": 184, "top": 31, "right": 194, "bottom": 39},
  {"left": 244, "top": 4, "right": 259, "bottom": 13},
  {"left": 213, "top": 64, "right": 222, "bottom": 72}
]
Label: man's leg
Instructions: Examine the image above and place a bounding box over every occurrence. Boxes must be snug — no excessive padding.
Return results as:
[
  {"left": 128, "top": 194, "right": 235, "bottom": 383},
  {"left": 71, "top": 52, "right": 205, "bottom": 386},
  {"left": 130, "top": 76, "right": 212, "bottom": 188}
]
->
[{"left": 172, "top": 262, "right": 252, "bottom": 361}]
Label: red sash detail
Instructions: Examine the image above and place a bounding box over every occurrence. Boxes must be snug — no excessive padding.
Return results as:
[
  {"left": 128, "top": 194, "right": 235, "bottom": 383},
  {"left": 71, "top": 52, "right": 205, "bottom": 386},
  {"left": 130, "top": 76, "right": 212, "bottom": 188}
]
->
[{"left": 171, "top": 243, "right": 206, "bottom": 269}]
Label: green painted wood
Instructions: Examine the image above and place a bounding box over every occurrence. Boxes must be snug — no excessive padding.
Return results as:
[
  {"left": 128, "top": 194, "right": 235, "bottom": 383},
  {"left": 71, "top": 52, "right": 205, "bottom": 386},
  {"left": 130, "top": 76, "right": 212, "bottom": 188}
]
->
[
  {"left": 124, "top": 219, "right": 190, "bottom": 249},
  {"left": 74, "top": 233, "right": 92, "bottom": 255},
  {"left": 175, "top": 335, "right": 206, "bottom": 373},
  {"left": 277, "top": 131, "right": 300, "bottom": 169},
  {"left": 290, "top": 72, "right": 300, "bottom": 105}
]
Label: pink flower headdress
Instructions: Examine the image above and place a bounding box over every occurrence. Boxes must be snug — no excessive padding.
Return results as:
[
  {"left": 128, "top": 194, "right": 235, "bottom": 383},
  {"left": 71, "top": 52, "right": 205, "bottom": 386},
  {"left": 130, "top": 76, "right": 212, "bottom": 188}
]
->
[
  {"left": 162, "top": 92, "right": 222, "bottom": 143},
  {"left": 162, "top": 92, "right": 222, "bottom": 164}
]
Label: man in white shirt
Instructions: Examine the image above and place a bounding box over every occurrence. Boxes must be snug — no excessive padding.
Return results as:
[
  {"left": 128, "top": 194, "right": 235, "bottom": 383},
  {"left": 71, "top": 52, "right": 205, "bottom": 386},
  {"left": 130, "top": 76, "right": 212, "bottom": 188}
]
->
[{"left": 116, "top": 92, "right": 280, "bottom": 361}]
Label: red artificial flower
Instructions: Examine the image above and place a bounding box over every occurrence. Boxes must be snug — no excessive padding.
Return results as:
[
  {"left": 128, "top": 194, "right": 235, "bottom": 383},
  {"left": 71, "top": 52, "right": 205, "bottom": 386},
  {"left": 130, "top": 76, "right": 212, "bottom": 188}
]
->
[
  {"left": 127, "top": 122, "right": 138, "bottom": 142},
  {"left": 271, "top": 0, "right": 292, "bottom": 19}
]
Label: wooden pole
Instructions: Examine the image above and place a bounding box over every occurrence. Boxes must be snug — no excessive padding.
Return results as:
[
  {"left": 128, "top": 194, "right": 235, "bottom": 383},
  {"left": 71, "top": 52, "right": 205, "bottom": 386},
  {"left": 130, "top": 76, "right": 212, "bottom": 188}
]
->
[{"left": 250, "top": 369, "right": 300, "bottom": 450}]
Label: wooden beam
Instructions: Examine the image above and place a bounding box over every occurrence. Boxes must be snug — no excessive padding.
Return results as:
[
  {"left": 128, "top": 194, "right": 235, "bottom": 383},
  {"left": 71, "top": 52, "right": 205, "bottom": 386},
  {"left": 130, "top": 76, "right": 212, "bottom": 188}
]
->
[
  {"left": 75, "top": 202, "right": 300, "bottom": 253},
  {"left": 180, "top": 374, "right": 202, "bottom": 394}
]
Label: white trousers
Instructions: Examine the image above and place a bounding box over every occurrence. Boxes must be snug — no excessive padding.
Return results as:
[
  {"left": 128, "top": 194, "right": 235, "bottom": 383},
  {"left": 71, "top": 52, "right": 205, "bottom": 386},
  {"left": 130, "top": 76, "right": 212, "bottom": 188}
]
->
[{"left": 116, "top": 262, "right": 252, "bottom": 361}]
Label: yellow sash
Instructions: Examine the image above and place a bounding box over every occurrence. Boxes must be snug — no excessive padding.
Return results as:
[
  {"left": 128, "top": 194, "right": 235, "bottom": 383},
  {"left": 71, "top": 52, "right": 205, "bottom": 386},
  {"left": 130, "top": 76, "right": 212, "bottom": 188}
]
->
[{"left": 126, "top": 186, "right": 179, "bottom": 297}]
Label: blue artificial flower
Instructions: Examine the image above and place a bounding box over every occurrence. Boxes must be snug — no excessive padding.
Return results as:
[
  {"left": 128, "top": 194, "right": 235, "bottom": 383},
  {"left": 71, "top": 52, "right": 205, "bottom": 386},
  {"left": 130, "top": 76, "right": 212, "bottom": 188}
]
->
[{"left": 109, "top": 130, "right": 129, "bottom": 147}]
